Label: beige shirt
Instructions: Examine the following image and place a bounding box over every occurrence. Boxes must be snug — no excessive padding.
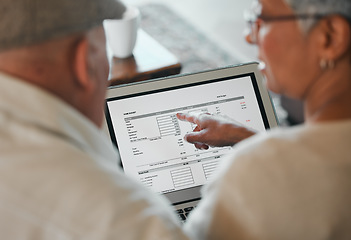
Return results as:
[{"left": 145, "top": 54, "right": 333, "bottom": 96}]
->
[
  {"left": 185, "top": 121, "right": 351, "bottom": 240},
  {"left": 0, "top": 72, "right": 189, "bottom": 240}
]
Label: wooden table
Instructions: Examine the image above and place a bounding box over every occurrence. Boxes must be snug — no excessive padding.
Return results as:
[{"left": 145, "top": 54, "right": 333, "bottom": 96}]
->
[{"left": 108, "top": 30, "right": 182, "bottom": 86}]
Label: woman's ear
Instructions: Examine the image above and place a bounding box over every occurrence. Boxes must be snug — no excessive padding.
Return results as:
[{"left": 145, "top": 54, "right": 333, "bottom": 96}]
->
[{"left": 317, "top": 15, "right": 351, "bottom": 61}]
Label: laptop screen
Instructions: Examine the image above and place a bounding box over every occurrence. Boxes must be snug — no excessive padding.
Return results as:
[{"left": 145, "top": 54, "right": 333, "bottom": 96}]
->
[{"left": 105, "top": 65, "right": 277, "bottom": 203}]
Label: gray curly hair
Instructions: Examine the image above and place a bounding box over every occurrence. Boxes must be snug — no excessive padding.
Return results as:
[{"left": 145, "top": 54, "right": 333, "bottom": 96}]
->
[{"left": 283, "top": 0, "right": 351, "bottom": 32}]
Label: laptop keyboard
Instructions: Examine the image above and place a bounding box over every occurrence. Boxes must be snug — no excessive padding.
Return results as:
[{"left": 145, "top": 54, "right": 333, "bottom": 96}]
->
[{"left": 176, "top": 206, "right": 195, "bottom": 222}]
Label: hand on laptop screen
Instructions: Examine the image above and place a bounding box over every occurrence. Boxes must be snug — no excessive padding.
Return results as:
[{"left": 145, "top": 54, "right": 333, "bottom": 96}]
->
[{"left": 176, "top": 112, "right": 256, "bottom": 149}]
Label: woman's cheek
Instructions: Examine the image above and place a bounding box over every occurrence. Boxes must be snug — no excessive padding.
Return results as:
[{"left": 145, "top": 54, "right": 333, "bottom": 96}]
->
[{"left": 258, "top": 28, "right": 283, "bottom": 93}]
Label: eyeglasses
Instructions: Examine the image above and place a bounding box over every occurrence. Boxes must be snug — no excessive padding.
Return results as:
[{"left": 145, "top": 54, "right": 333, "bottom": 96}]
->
[{"left": 244, "top": 10, "right": 325, "bottom": 43}]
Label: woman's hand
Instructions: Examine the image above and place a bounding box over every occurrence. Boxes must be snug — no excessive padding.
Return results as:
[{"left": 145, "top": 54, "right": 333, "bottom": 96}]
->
[{"left": 176, "top": 113, "right": 256, "bottom": 150}]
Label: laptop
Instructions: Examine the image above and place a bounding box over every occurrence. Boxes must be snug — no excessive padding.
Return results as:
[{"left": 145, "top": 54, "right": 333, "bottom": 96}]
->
[{"left": 104, "top": 62, "right": 278, "bottom": 222}]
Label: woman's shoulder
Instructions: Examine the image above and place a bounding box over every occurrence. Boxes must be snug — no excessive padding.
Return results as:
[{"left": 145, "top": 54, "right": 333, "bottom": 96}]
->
[
  {"left": 237, "top": 119, "right": 351, "bottom": 156},
  {"left": 217, "top": 120, "right": 351, "bottom": 179}
]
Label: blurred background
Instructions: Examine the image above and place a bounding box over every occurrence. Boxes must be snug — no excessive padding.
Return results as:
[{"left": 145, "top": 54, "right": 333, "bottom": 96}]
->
[{"left": 125, "top": 0, "right": 256, "bottom": 63}]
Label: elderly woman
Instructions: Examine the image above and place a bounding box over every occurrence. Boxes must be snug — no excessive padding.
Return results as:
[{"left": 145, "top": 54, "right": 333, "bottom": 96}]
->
[{"left": 180, "top": 0, "right": 351, "bottom": 239}]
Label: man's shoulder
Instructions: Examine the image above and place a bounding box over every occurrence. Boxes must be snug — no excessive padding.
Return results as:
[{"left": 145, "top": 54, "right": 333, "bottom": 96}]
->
[{"left": 0, "top": 133, "right": 187, "bottom": 239}]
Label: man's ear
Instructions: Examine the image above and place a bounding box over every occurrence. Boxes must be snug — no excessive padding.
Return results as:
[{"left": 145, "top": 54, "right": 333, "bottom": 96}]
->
[
  {"left": 316, "top": 15, "right": 351, "bottom": 61},
  {"left": 73, "top": 38, "right": 92, "bottom": 89}
]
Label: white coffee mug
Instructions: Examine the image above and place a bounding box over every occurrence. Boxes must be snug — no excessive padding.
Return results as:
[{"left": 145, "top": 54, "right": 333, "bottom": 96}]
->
[{"left": 103, "top": 6, "right": 140, "bottom": 58}]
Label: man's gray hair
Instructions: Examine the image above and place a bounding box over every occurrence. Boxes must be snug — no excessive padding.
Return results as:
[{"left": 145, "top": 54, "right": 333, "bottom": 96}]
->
[{"left": 283, "top": 0, "right": 351, "bottom": 32}]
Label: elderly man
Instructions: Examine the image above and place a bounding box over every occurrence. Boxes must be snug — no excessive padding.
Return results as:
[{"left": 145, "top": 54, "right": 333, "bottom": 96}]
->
[{"left": 0, "top": 0, "right": 188, "bottom": 239}]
